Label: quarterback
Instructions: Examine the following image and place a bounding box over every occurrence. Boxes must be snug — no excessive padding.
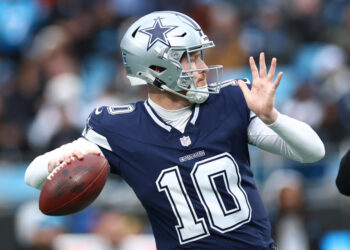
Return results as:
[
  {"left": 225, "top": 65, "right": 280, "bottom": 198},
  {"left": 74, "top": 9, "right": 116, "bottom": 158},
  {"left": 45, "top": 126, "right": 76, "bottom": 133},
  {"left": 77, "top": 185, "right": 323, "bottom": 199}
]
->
[{"left": 25, "top": 11, "right": 325, "bottom": 249}]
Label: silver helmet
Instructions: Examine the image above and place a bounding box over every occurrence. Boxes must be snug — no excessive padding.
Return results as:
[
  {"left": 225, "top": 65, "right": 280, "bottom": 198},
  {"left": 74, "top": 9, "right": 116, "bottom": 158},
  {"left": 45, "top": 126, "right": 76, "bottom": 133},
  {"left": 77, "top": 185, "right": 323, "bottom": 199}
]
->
[{"left": 120, "top": 11, "right": 223, "bottom": 103}]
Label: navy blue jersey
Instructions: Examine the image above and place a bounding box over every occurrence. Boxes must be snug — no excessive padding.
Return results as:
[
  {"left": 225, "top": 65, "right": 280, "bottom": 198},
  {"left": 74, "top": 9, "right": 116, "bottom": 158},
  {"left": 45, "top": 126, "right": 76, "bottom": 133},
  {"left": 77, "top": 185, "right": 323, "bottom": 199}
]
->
[{"left": 83, "top": 82, "right": 274, "bottom": 250}]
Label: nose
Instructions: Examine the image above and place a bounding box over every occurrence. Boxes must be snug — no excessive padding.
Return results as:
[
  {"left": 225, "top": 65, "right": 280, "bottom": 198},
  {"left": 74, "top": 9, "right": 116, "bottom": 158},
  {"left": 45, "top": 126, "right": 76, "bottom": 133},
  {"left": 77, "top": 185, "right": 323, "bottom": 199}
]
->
[{"left": 198, "top": 58, "right": 209, "bottom": 74}]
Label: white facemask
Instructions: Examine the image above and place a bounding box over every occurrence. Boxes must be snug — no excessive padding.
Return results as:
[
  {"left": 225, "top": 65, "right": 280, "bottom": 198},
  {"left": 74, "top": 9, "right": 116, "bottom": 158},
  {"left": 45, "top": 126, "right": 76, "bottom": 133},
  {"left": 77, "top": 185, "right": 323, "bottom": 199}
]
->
[{"left": 186, "top": 84, "right": 209, "bottom": 104}]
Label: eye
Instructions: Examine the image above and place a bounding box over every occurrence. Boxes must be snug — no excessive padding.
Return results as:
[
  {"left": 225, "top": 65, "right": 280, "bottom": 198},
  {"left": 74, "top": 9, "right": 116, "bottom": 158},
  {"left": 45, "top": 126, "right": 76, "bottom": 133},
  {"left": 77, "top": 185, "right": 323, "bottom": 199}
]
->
[
  {"left": 190, "top": 55, "right": 200, "bottom": 62},
  {"left": 194, "top": 55, "right": 202, "bottom": 63}
]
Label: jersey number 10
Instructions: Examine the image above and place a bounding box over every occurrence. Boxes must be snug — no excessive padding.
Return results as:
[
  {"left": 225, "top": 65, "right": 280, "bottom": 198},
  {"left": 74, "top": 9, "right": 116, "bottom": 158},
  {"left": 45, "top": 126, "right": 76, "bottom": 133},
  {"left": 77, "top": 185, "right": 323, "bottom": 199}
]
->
[{"left": 156, "top": 152, "right": 252, "bottom": 245}]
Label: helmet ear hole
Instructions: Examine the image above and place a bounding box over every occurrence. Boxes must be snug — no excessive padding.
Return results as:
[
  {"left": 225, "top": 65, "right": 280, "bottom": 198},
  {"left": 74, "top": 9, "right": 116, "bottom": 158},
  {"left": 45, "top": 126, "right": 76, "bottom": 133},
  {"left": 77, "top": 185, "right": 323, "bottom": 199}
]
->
[{"left": 149, "top": 65, "right": 166, "bottom": 73}]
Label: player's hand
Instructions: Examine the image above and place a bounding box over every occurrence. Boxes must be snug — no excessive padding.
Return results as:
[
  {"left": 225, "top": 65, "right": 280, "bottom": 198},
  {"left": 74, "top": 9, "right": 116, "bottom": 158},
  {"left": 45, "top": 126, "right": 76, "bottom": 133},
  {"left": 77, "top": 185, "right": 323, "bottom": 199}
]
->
[
  {"left": 237, "top": 52, "right": 283, "bottom": 124},
  {"left": 48, "top": 149, "right": 101, "bottom": 173}
]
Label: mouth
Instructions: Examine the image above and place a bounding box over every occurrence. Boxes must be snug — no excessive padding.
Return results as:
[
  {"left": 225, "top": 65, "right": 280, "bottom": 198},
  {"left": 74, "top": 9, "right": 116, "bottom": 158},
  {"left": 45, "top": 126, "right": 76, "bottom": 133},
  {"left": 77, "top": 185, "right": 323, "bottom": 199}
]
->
[{"left": 196, "top": 78, "right": 207, "bottom": 86}]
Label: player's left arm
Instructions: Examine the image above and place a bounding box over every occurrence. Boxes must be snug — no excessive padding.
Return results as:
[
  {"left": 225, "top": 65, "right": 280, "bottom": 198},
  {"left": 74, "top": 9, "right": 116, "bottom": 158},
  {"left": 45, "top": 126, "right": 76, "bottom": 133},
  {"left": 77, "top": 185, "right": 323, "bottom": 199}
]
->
[
  {"left": 239, "top": 52, "right": 325, "bottom": 163},
  {"left": 336, "top": 149, "right": 350, "bottom": 195},
  {"left": 247, "top": 113, "right": 325, "bottom": 163}
]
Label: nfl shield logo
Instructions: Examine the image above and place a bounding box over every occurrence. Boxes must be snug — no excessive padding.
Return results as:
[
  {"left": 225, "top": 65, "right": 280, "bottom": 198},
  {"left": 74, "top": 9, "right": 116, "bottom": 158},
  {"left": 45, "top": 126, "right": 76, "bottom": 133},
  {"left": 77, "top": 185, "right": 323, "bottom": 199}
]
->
[{"left": 180, "top": 136, "right": 191, "bottom": 147}]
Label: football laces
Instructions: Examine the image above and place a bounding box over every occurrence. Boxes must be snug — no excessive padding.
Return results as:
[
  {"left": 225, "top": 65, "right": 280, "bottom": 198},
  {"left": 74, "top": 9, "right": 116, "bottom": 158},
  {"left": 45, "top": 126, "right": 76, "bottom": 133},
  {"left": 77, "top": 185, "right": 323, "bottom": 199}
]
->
[{"left": 47, "top": 159, "right": 72, "bottom": 181}]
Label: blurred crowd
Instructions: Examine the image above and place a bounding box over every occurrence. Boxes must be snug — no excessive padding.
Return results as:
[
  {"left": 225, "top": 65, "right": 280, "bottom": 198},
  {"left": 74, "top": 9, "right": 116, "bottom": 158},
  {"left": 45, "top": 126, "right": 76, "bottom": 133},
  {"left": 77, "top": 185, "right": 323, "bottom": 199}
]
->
[{"left": 1, "top": 0, "right": 350, "bottom": 249}]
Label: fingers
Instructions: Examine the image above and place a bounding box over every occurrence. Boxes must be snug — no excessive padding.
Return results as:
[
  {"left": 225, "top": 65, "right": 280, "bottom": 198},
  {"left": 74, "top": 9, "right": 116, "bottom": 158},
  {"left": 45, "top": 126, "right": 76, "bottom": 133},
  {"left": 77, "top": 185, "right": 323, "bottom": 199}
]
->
[
  {"left": 48, "top": 159, "right": 57, "bottom": 173},
  {"left": 249, "top": 56, "right": 259, "bottom": 80},
  {"left": 259, "top": 52, "right": 267, "bottom": 78},
  {"left": 70, "top": 149, "right": 100, "bottom": 159},
  {"left": 85, "top": 149, "right": 101, "bottom": 156},
  {"left": 253, "top": 53, "right": 281, "bottom": 86},
  {"left": 48, "top": 149, "right": 101, "bottom": 173},
  {"left": 267, "top": 58, "right": 277, "bottom": 81},
  {"left": 48, "top": 157, "right": 65, "bottom": 172},
  {"left": 63, "top": 154, "right": 72, "bottom": 164},
  {"left": 72, "top": 149, "right": 84, "bottom": 160},
  {"left": 273, "top": 72, "right": 283, "bottom": 90},
  {"left": 237, "top": 80, "right": 251, "bottom": 102}
]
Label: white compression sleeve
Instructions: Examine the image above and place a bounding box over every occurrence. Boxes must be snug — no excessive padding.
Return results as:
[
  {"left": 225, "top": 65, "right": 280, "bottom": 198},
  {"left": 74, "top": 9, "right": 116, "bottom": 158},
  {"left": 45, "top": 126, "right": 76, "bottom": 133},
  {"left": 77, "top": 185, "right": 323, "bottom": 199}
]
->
[
  {"left": 248, "top": 113, "right": 325, "bottom": 163},
  {"left": 24, "top": 137, "right": 102, "bottom": 190}
]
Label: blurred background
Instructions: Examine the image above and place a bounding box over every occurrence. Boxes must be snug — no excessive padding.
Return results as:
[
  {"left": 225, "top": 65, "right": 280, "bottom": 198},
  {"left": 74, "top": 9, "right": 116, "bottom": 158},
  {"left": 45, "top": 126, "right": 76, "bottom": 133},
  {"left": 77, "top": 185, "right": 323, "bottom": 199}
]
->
[{"left": 0, "top": 0, "right": 350, "bottom": 249}]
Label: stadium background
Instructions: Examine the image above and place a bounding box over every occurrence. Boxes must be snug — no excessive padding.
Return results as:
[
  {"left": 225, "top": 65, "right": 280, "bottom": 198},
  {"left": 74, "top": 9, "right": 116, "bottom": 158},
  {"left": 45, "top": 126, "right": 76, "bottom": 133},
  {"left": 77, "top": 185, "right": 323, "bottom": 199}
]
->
[{"left": 0, "top": 0, "right": 350, "bottom": 249}]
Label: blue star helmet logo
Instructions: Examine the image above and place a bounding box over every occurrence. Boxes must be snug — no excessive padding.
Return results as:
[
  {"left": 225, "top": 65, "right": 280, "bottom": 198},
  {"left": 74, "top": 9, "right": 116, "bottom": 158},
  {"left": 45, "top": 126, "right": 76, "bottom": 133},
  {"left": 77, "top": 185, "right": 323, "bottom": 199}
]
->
[{"left": 139, "top": 17, "right": 178, "bottom": 51}]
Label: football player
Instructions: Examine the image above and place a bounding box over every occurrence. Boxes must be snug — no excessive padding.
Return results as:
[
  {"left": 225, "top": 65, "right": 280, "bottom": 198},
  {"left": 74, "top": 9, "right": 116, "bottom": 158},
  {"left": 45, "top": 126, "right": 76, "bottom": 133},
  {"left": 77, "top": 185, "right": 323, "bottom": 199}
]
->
[
  {"left": 336, "top": 149, "right": 350, "bottom": 195},
  {"left": 25, "top": 11, "right": 325, "bottom": 250}
]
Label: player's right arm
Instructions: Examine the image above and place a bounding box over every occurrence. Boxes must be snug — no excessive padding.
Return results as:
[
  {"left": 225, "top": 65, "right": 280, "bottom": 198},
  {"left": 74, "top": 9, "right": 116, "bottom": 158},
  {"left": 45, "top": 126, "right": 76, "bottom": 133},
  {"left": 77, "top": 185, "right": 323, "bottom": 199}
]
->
[
  {"left": 336, "top": 149, "right": 350, "bottom": 196},
  {"left": 24, "top": 137, "right": 102, "bottom": 190}
]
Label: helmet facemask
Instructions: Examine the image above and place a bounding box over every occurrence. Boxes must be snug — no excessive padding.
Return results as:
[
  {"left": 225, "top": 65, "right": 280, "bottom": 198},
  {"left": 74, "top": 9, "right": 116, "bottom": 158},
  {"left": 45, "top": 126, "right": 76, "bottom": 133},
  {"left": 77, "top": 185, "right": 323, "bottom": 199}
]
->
[{"left": 160, "top": 43, "right": 224, "bottom": 103}]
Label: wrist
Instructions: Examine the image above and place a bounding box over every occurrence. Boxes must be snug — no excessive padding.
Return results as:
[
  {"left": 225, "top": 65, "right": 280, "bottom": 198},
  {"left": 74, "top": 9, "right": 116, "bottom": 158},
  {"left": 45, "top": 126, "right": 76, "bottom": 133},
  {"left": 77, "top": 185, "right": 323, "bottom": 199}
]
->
[{"left": 259, "top": 108, "right": 278, "bottom": 125}]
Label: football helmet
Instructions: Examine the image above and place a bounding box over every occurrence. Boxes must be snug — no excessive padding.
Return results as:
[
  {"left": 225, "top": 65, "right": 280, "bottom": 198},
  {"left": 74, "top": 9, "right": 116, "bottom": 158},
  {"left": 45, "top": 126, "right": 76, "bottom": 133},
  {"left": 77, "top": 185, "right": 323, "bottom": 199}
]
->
[{"left": 120, "top": 11, "right": 224, "bottom": 103}]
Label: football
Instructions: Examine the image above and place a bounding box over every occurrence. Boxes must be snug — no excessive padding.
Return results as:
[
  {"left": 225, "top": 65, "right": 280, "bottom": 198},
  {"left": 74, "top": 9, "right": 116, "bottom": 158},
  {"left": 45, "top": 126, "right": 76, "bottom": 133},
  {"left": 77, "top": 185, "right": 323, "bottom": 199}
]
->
[{"left": 39, "top": 154, "right": 109, "bottom": 216}]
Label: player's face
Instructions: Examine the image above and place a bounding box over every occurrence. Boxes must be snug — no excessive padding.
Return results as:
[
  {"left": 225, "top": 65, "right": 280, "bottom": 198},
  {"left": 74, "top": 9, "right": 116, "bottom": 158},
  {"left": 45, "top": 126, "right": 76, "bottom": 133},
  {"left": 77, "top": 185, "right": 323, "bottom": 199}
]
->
[{"left": 180, "top": 51, "right": 209, "bottom": 88}]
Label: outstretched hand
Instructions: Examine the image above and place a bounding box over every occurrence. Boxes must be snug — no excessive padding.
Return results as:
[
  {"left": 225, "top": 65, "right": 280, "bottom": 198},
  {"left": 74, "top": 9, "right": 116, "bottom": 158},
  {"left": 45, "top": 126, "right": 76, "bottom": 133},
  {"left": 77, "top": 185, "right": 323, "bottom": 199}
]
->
[{"left": 238, "top": 52, "right": 283, "bottom": 124}]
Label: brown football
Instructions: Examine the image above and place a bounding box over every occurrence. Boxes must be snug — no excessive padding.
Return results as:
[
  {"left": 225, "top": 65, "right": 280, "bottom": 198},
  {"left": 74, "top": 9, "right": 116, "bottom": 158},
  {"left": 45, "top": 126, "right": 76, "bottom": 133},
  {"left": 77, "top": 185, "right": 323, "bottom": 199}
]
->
[{"left": 39, "top": 154, "right": 109, "bottom": 216}]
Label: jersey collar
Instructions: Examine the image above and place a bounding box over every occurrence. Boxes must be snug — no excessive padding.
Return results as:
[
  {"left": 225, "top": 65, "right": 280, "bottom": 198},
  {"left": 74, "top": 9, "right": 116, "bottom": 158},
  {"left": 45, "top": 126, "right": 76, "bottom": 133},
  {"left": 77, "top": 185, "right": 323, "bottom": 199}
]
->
[{"left": 144, "top": 100, "right": 200, "bottom": 132}]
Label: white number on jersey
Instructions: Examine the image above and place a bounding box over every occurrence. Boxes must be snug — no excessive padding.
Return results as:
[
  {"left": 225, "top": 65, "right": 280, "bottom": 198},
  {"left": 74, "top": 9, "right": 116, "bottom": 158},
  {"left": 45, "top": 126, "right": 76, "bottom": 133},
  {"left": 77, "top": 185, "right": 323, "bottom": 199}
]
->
[
  {"left": 107, "top": 105, "right": 134, "bottom": 115},
  {"left": 156, "top": 152, "right": 251, "bottom": 244}
]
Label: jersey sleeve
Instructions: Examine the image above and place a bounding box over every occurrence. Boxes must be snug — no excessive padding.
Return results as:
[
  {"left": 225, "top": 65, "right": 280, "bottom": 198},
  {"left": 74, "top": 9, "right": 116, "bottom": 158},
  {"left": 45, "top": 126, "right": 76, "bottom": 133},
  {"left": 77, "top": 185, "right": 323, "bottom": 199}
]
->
[
  {"left": 82, "top": 107, "right": 112, "bottom": 150},
  {"left": 82, "top": 107, "right": 122, "bottom": 175}
]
